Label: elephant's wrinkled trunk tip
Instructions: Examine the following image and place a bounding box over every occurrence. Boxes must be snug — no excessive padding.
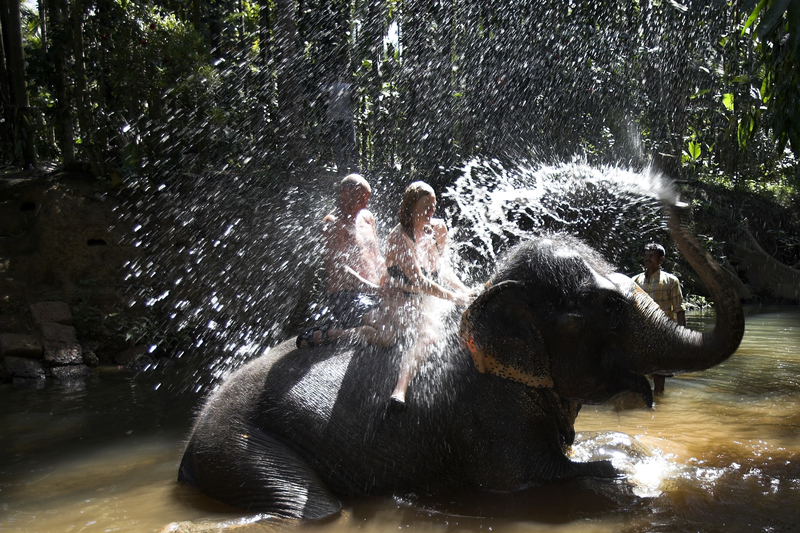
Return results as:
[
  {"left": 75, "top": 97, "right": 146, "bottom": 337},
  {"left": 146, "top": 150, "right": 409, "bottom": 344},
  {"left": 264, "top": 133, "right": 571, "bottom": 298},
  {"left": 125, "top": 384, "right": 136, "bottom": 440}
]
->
[{"left": 653, "top": 204, "right": 746, "bottom": 373}]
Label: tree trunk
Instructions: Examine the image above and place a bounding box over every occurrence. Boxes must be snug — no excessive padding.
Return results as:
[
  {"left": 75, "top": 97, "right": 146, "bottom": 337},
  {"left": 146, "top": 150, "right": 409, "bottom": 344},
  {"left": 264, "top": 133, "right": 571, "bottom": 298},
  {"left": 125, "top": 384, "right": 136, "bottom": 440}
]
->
[
  {"left": 258, "top": 0, "right": 275, "bottom": 152},
  {"left": 192, "top": 0, "right": 200, "bottom": 31},
  {"left": 273, "top": 0, "right": 304, "bottom": 167},
  {"left": 38, "top": 0, "right": 47, "bottom": 52},
  {"left": 71, "top": 0, "right": 104, "bottom": 175},
  {"left": 37, "top": 0, "right": 57, "bottom": 155},
  {"left": 258, "top": 0, "right": 272, "bottom": 83},
  {"left": 360, "top": 0, "right": 386, "bottom": 171},
  {"left": 1, "top": 0, "right": 37, "bottom": 167},
  {"left": 48, "top": 0, "right": 75, "bottom": 166},
  {"left": 401, "top": 0, "right": 456, "bottom": 177},
  {"left": 0, "top": 9, "right": 14, "bottom": 159}
]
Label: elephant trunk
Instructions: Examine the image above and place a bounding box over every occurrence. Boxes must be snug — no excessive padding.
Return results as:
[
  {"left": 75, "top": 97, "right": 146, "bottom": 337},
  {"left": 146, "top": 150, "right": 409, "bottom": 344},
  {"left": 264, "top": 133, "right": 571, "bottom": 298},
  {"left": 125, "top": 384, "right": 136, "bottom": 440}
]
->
[{"left": 627, "top": 205, "right": 745, "bottom": 375}]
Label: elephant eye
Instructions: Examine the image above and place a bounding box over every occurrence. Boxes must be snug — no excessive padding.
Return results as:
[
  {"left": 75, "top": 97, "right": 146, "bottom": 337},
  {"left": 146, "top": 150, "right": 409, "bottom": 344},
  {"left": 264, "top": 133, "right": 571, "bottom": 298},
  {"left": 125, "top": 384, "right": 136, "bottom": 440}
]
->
[{"left": 600, "top": 292, "right": 626, "bottom": 327}]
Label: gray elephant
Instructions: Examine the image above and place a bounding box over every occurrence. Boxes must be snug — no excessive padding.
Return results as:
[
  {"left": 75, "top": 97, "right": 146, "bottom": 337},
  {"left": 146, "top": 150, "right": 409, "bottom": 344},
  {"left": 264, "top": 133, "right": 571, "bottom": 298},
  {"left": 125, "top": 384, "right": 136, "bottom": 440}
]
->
[{"left": 178, "top": 206, "right": 744, "bottom": 519}]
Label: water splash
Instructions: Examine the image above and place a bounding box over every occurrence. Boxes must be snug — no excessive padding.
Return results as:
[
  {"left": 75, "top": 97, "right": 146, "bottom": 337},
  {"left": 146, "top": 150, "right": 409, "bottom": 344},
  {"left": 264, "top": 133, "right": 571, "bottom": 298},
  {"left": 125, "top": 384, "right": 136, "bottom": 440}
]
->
[
  {"left": 571, "top": 431, "right": 681, "bottom": 498},
  {"left": 443, "top": 158, "right": 673, "bottom": 282},
  {"left": 121, "top": 159, "right": 675, "bottom": 395},
  {"left": 120, "top": 171, "right": 335, "bottom": 393}
]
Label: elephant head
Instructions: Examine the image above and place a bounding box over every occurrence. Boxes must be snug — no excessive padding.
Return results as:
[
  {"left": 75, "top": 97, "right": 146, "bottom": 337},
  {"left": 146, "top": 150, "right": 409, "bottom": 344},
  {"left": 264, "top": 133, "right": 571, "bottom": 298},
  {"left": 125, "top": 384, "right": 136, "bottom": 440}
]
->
[{"left": 460, "top": 205, "right": 745, "bottom": 407}]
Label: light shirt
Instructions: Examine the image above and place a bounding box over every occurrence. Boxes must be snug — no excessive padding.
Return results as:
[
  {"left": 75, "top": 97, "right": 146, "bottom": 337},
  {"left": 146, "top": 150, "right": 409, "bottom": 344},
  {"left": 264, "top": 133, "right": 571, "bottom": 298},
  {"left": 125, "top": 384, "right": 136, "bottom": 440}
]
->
[{"left": 631, "top": 270, "right": 685, "bottom": 321}]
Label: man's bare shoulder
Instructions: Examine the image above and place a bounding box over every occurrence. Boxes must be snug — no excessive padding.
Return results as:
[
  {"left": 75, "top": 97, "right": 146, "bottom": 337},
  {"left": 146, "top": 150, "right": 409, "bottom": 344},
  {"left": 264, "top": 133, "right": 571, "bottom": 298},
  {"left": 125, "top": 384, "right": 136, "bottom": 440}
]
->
[
  {"left": 357, "top": 209, "right": 376, "bottom": 226},
  {"left": 322, "top": 211, "right": 343, "bottom": 232}
]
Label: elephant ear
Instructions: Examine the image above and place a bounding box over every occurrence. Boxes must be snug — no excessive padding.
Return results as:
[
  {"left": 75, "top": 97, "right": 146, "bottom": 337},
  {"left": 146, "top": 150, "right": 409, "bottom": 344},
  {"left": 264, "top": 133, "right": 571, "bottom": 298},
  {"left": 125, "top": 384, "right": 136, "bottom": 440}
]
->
[{"left": 459, "top": 280, "right": 554, "bottom": 388}]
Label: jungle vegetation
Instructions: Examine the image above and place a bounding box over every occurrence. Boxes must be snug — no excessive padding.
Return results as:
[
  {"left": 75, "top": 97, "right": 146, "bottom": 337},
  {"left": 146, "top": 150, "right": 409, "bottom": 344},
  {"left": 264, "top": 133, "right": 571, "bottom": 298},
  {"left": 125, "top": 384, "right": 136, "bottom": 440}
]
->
[{"left": 2, "top": 0, "right": 798, "bottom": 194}]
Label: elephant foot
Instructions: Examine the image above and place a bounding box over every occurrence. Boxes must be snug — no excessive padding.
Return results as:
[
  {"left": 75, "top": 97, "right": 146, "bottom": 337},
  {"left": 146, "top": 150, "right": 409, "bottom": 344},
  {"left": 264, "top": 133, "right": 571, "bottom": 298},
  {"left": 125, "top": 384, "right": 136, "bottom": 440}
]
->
[
  {"left": 652, "top": 374, "right": 671, "bottom": 394},
  {"left": 624, "top": 373, "right": 654, "bottom": 408},
  {"left": 180, "top": 425, "right": 342, "bottom": 520},
  {"left": 571, "top": 459, "right": 619, "bottom": 480}
]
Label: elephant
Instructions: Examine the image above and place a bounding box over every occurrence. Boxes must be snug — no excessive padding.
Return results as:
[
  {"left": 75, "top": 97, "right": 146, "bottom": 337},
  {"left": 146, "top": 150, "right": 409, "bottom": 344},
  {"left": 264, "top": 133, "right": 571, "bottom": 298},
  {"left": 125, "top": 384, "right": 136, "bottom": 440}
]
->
[{"left": 178, "top": 205, "right": 744, "bottom": 520}]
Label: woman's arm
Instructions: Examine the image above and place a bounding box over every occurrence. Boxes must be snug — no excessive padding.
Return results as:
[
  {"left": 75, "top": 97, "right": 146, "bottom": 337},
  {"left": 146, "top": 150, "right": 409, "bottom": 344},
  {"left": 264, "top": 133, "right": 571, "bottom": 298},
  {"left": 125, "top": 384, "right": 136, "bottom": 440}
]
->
[
  {"left": 431, "top": 219, "right": 471, "bottom": 293},
  {"left": 386, "top": 228, "right": 468, "bottom": 303}
]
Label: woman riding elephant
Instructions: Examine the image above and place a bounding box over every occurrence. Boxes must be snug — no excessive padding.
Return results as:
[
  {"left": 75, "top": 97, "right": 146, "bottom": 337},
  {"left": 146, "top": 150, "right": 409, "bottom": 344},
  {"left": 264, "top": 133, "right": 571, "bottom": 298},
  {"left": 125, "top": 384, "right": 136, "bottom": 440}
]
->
[
  {"left": 370, "top": 181, "right": 475, "bottom": 406},
  {"left": 178, "top": 203, "right": 745, "bottom": 520}
]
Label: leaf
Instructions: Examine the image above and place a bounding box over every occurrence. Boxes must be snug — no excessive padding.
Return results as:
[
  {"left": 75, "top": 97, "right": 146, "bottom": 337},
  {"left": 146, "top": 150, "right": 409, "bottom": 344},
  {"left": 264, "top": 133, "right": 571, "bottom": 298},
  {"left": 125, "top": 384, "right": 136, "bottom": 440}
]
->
[
  {"left": 687, "top": 140, "right": 702, "bottom": 160},
  {"left": 738, "top": 118, "right": 753, "bottom": 147},
  {"left": 743, "top": 0, "right": 765, "bottom": 13},
  {"left": 743, "top": 0, "right": 768, "bottom": 34},
  {"left": 756, "top": 0, "right": 792, "bottom": 40},
  {"left": 761, "top": 73, "right": 773, "bottom": 102},
  {"left": 723, "top": 93, "right": 735, "bottom": 111},
  {"left": 690, "top": 88, "right": 712, "bottom": 99}
]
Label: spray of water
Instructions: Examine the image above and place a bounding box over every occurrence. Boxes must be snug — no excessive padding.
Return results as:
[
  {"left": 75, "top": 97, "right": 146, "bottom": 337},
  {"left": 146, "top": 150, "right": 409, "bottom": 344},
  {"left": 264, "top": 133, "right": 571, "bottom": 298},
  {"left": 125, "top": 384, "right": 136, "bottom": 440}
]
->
[
  {"left": 443, "top": 157, "right": 673, "bottom": 283},
  {"left": 121, "top": 158, "right": 675, "bottom": 397}
]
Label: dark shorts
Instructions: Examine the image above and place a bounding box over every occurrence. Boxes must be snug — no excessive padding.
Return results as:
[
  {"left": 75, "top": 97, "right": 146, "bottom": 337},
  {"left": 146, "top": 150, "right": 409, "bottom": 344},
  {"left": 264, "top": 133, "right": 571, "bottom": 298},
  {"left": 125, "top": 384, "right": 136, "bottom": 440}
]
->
[{"left": 328, "top": 291, "right": 380, "bottom": 329}]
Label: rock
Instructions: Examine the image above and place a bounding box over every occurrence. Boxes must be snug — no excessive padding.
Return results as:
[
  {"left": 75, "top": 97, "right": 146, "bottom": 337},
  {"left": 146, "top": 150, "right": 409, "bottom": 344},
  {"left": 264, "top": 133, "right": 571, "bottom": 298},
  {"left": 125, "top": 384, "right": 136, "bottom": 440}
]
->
[
  {"left": 30, "top": 301, "right": 73, "bottom": 326},
  {"left": 115, "top": 345, "right": 154, "bottom": 369},
  {"left": 48, "top": 364, "right": 93, "bottom": 380},
  {"left": 12, "top": 377, "right": 46, "bottom": 389},
  {"left": 4, "top": 356, "right": 46, "bottom": 379},
  {"left": 40, "top": 321, "right": 83, "bottom": 366},
  {"left": 82, "top": 350, "right": 100, "bottom": 367},
  {"left": 0, "top": 333, "right": 42, "bottom": 359}
]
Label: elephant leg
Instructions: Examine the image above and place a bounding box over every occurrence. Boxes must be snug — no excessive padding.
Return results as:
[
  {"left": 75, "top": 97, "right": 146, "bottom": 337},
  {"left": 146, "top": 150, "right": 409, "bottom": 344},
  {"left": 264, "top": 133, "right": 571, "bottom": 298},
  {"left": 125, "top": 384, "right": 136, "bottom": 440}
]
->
[
  {"left": 621, "top": 372, "right": 653, "bottom": 408},
  {"left": 179, "top": 423, "right": 342, "bottom": 520},
  {"left": 563, "top": 458, "right": 618, "bottom": 479},
  {"left": 523, "top": 444, "right": 618, "bottom": 484}
]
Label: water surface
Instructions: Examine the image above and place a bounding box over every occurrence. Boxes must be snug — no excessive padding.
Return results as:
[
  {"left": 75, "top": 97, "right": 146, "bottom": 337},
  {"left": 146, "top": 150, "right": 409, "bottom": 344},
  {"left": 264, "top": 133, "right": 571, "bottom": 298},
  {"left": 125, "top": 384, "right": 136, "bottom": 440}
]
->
[{"left": 1, "top": 305, "right": 798, "bottom": 532}]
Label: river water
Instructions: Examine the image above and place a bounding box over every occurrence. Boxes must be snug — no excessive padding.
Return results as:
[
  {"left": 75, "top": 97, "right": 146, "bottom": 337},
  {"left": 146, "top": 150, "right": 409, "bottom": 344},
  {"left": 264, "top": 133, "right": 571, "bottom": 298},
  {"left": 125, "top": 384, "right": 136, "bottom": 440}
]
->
[{"left": 1, "top": 305, "right": 798, "bottom": 532}]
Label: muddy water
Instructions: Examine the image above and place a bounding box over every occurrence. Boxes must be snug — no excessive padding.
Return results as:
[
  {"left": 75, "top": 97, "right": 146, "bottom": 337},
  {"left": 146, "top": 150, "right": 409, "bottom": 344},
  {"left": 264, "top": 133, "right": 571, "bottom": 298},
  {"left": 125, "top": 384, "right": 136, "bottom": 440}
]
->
[{"left": 1, "top": 306, "right": 798, "bottom": 532}]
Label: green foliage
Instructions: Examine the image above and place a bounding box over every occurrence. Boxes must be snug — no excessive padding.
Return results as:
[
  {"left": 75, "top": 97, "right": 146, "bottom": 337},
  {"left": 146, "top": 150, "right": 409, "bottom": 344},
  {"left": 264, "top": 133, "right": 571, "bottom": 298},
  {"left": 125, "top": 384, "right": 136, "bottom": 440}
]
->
[
  {"left": 73, "top": 303, "right": 193, "bottom": 355},
  {"left": 12, "top": 0, "right": 799, "bottom": 195},
  {"left": 743, "top": 0, "right": 800, "bottom": 161},
  {"left": 684, "top": 293, "right": 711, "bottom": 310}
]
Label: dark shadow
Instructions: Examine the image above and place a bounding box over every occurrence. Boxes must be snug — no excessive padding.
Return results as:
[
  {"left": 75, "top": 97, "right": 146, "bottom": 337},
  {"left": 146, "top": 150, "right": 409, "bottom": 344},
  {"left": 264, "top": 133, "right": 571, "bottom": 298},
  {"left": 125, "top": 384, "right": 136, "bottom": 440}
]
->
[{"left": 345, "top": 477, "right": 643, "bottom": 526}]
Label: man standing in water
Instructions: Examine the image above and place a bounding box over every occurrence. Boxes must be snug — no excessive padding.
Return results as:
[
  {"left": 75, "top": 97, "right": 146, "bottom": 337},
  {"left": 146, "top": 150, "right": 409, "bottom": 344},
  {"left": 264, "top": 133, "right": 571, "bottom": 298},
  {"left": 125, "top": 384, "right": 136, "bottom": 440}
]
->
[
  {"left": 631, "top": 242, "right": 686, "bottom": 394},
  {"left": 297, "top": 174, "right": 386, "bottom": 347}
]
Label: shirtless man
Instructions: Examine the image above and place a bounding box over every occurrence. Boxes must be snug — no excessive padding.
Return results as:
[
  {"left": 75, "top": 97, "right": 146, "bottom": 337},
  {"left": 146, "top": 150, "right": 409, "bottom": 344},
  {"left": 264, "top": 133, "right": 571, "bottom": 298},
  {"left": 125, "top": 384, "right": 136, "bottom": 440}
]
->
[
  {"left": 323, "top": 174, "right": 385, "bottom": 297},
  {"left": 297, "top": 174, "right": 386, "bottom": 347}
]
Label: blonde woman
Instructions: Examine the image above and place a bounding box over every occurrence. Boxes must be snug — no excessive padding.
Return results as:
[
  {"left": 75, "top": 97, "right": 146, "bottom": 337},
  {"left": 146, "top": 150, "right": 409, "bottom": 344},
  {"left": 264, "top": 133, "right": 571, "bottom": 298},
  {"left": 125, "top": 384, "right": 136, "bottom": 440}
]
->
[{"left": 375, "top": 181, "right": 474, "bottom": 407}]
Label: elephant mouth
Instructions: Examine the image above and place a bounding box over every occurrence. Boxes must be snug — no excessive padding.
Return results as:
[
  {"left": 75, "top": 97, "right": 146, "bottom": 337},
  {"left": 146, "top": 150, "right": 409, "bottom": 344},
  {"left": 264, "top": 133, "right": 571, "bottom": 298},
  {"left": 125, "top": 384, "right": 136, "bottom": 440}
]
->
[{"left": 564, "top": 370, "right": 653, "bottom": 409}]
